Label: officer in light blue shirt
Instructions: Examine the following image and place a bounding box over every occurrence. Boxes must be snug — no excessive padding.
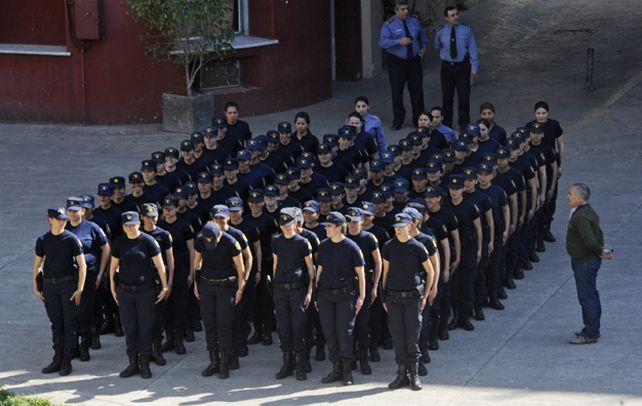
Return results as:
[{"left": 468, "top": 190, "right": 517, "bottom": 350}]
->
[
  {"left": 434, "top": 6, "right": 480, "bottom": 131},
  {"left": 378, "top": 0, "right": 428, "bottom": 131}
]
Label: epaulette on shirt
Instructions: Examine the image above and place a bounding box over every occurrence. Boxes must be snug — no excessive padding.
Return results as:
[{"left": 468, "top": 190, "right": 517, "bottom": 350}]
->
[{"left": 386, "top": 17, "right": 394, "bottom": 24}]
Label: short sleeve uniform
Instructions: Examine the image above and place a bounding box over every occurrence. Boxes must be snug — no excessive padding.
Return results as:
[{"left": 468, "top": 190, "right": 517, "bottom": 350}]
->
[{"left": 35, "top": 230, "right": 83, "bottom": 278}]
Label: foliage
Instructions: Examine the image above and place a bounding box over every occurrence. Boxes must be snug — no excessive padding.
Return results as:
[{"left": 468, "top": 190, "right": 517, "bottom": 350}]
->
[
  {"left": 0, "top": 388, "right": 58, "bottom": 406},
  {"left": 126, "top": 0, "right": 235, "bottom": 96}
]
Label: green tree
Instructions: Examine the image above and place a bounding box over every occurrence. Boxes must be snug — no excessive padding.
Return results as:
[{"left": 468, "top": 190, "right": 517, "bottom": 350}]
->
[{"left": 127, "top": 0, "right": 235, "bottom": 96}]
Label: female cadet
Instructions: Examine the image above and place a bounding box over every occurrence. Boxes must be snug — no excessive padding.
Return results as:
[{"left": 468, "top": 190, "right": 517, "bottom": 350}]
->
[
  {"left": 316, "top": 212, "right": 366, "bottom": 386},
  {"left": 193, "top": 222, "right": 246, "bottom": 379},
  {"left": 382, "top": 212, "right": 435, "bottom": 391},
  {"left": 34, "top": 208, "right": 87, "bottom": 376},
  {"left": 109, "top": 211, "right": 169, "bottom": 379},
  {"left": 354, "top": 96, "right": 386, "bottom": 156},
  {"left": 271, "top": 208, "right": 315, "bottom": 381}
]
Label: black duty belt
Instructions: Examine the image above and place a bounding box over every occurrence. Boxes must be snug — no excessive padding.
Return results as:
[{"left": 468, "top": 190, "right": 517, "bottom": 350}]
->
[
  {"left": 199, "top": 275, "right": 237, "bottom": 287},
  {"left": 321, "top": 285, "right": 354, "bottom": 296},
  {"left": 386, "top": 289, "right": 421, "bottom": 299},
  {"left": 442, "top": 60, "right": 468, "bottom": 66},
  {"left": 118, "top": 282, "right": 155, "bottom": 292},
  {"left": 43, "top": 274, "right": 76, "bottom": 285},
  {"left": 274, "top": 280, "right": 305, "bottom": 290}
]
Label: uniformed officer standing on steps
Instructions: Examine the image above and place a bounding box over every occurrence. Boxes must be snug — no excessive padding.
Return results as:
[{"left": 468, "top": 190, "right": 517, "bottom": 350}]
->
[
  {"left": 35, "top": 208, "right": 87, "bottom": 376},
  {"left": 379, "top": 0, "right": 427, "bottom": 130}
]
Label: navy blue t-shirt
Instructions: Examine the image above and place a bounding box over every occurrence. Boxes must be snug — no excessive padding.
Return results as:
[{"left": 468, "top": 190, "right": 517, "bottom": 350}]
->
[
  {"left": 66, "top": 220, "right": 108, "bottom": 272},
  {"left": 382, "top": 237, "right": 429, "bottom": 291},
  {"left": 195, "top": 232, "right": 241, "bottom": 279},
  {"left": 272, "top": 233, "right": 311, "bottom": 283},
  {"left": 317, "top": 237, "right": 365, "bottom": 289},
  {"left": 35, "top": 230, "right": 83, "bottom": 278},
  {"left": 157, "top": 217, "right": 194, "bottom": 268},
  {"left": 142, "top": 226, "right": 172, "bottom": 272},
  {"left": 347, "top": 230, "right": 379, "bottom": 272},
  {"left": 94, "top": 205, "right": 123, "bottom": 240},
  {"left": 445, "top": 199, "right": 480, "bottom": 244},
  {"left": 477, "top": 184, "right": 508, "bottom": 231},
  {"left": 112, "top": 232, "right": 161, "bottom": 285}
]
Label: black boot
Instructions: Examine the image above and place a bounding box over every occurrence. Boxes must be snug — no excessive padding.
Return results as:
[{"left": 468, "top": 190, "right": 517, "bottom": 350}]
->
[
  {"left": 90, "top": 329, "right": 101, "bottom": 350},
  {"left": 535, "top": 239, "right": 546, "bottom": 253},
  {"left": 543, "top": 229, "right": 556, "bottom": 242},
  {"left": 473, "top": 304, "right": 485, "bottom": 321},
  {"left": 369, "top": 345, "right": 380, "bottom": 362},
  {"left": 409, "top": 362, "right": 423, "bottom": 391},
  {"left": 114, "top": 315, "right": 124, "bottom": 337},
  {"left": 201, "top": 350, "right": 220, "bottom": 377},
  {"left": 41, "top": 352, "right": 62, "bottom": 374},
  {"left": 514, "top": 268, "right": 525, "bottom": 279},
  {"left": 248, "top": 326, "right": 262, "bottom": 345},
  {"left": 274, "top": 352, "right": 294, "bottom": 379},
  {"left": 230, "top": 354, "right": 240, "bottom": 370},
  {"left": 294, "top": 352, "right": 307, "bottom": 381},
  {"left": 341, "top": 360, "right": 354, "bottom": 385},
  {"left": 522, "top": 261, "right": 533, "bottom": 271},
  {"left": 428, "top": 314, "right": 440, "bottom": 350},
  {"left": 78, "top": 336, "right": 91, "bottom": 362},
  {"left": 315, "top": 344, "right": 326, "bottom": 361},
  {"left": 418, "top": 360, "right": 428, "bottom": 376},
  {"left": 388, "top": 363, "right": 409, "bottom": 389},
  {"left": 59, "top": 352, "right": 73, "bottom": 376},
  {"left": 192, "top": 319, "right": 203, "bottom": 332},
  {"left": 139, "top": 354, "right": 152, "bottom": 379},
  {"left": 438, "top": 317, "right": 450, "bottom": 340},
  {"left": 119, "top": 354, "right": 140, "bottom": 378},
  {"left": 488, "top": 298, "right": 505, "bottom": 310},
  {"left": 175, "top": 331, "right": 187, "bottom": 355},
  {"left": 504, "top": 277, "right": 517, "bottom": 289},
  {"left": 184, "top": 327, "right": 195, "bottom": 342},
  {"left": 359, "top": 349, "right": 372, "bottom": 375},
  {"left": 498, "top": 286, "right": 508, "bottom": 299},
  {"left": 262, "top": 331, "right": 273, "bottom": 346},
  {"left": 161, "top": 330, "right": 175, "bottom": 353},
  {"left": 321, "top": 361, "right": 342, "bottom": 383},
  {"left": 303, "top": 349, "right": 312, "bottom": 373},
  {"left": 529, "top": 251, "right": 540, "bottom": 263},
  {"left": 421, "top": 350, "right": 431, "bottom": 364},
  {"left": 152, "top": 339, "right": 166, "bottom": 366},
  {"left": 219, "top": 352, "right": 230, "bottom": 379},
  {"left": 447, "top": 316, "right": 460, "bottom": 331},
  {"left": 460, "top": 314, "right": 474, "bottom": 331}
]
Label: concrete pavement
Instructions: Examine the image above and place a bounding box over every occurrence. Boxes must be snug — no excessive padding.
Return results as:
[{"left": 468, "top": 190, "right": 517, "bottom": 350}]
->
[{"left": 1, "top": 0, "right": 642, "bottom": 404}]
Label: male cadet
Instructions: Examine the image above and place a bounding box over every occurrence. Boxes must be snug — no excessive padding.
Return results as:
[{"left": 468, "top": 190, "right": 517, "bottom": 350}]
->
[
  {"left": 317, "top": 189, "right": 333, "bottom": 222},
  {"left": 379, "top": 0, "right": 427, "bottom": 130},
  {"left": 397, "top": 138, "right": 417, "bottom": 180},
  {"left": 211, "top": 116, "right": 241, "bottom": 158},
  {"left": 434, "top": 6, "right": 479, "bottom": 130},
  {"left": 284, "top": 167, "right": 312, "bottom": 204},
  {"left": 157, "top": 195, "right": 195, "bottom": 355},
  {"left": 122, "top": 172, "right": 146, "bottom": 213},
  {"left": 109, "top": 176, "right": 127, "bottom": 212},
  {"left": 334, "top": 126, "right": 362, "bottom": 171},
  {"left": 277, "top": 121, "right": 304, "bottom": 162},
  {"left": 141, "top": 159, "right": 169, "bottom": 204},
  {"left": 211, "top": 163, "right": 240, "bottom": 203},
  {"left": 298, "top": 157, "right": 329, "bottom": 197},
  {"left": 245, "top": 189, "right": 279, "bottom": 345},
  {"left": 445, "top": 175, "right": 482, "bottom": 331},
  {"left": 461, "top": 167, "right": 494, "bottom": 321},
  {"left": 344, "top": 176, "right": 362, "bottom": 207},
  {"left": 194, "top": 172, "right": 218, "bottom": 224},
  {"left": 247, "top": 138, "right": 277, "bottom": 185},
  {"left": 223, "top": 101, "right": 252, "bottom": 154},
  {"left": 65, "top": 197, "right": 109, "bottom": 362},
  {"left": 372, "top": 191, "right": 394, "bottom": 234},
  {"left": 303, "top": 200, "right": 326, "bottom": 239},
  {"left": 190, "top": 131, "right": 206, "bottom": 163},
  {"left": 35, "top": 207, "right": 87, "bottom": 376},
  {"left": 271, "top": 208, "right": 315, "bottom": 381},
  {"left": 263, "top": 184, "right": 282, "bottom": 215},
  {"left": 315, "top": 143, "right": 350, "bottom": 184},
  {"left": 224, "top": 158, "right": 250, "bottom": 200},
  {"left": 159, "top": 147, "right": 189, "bottom": 191},
  {"left": 273, "top": 174, "right": 300, "bottom": 209},
  {"left": 177, "top": 140, "right": 201, "bottom": 181},
  {"left": 330, "top": 182, "right": 346, "bottom": 213},
  {"left": 382, "top": 212, "right": 435, "bottom": 391},
  {"left": 201, "top": 124, "right": 228, "bottom": 168},
  {"left": 264, "top": 131, "right": 290, "bottom": 173},
  {"left": 393, "top": 179, "right": 411, "bottom": 212},
  {"left": 175, "top": 186, "right": 203, "bottom": 233},
  {"left": 409, "top": 168, "right": 428, "bottom": 199},
  {"left": 237, "top": 150, "right": 262, "bottom": 189},
  {"left": 346, "top": 207, "right": 382, "bottom": 376}
]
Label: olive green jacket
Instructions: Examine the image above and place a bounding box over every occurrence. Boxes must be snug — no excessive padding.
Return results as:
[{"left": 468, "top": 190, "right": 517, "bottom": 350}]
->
[{"left": 565, "top": 203, "right": 604, "bottom": 262}]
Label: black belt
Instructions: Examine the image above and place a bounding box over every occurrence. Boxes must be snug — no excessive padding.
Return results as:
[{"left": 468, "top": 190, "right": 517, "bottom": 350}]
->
[
  {"left": 386, "top": 289, "right": 421, "bottom": 299},
  {"left": 199, "top": 275, "right": 237, "bottom": 287},
  {"left": 43, "top": 274, "right": 76, "bottom": 285},
  {"left": 442, "top": 60, "right": 469, "bottom": 67},
  {"left": 321, "top": 285, "right": 354, "bottom": 296},
  {"left": 118, "top": 282, "right": 155, "bottom": 292},
  {"left": 274, "top": 280, "right": 305, "bottom": 290}
]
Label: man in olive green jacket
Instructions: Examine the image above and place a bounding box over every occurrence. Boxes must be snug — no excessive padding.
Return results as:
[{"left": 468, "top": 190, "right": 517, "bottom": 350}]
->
[{"left": 565, "top": 183, "right": 612, "bottom": 344}]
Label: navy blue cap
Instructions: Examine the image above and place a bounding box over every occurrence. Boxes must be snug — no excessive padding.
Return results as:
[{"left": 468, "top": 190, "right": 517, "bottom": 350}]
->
[
  {"left": 165, "top": 147, "right": 179, "bottom": 158},
  {"left": 408, "top": 133, "right": 422, "bottom": 146},
  {"left": 460, "top": 131, "right": 475, "bottom": 141},
  {"left": 66, "top": 196, "right": 83, "bottom": 211},
  {"left": 197, "top": 172, "right": 212, "bottom": 183},
  {"left": 465, "top": 123, "right": 481, "bottom": 137},
  {"left": 448, "top": 175, "right": 465, "bottom": 189},
  {"left": 344, "top": 176, "right": 358, "bottom": 188},
  {"left": 407, "top": 200, "right": 427, "bottom": 213},
  {"left": 209, "top": 164, "right": 224, "bottom": 175},
  {"left": 175, "top": 186, "right": 190, "bottom": 199},
  {"left": 297, "top": 158, "right": 313, "bottom": 169},
  {"left": 248, "top": 189, "right": 264, "bottom": 202},
  {"left": 370, "top": 160, "right": 384, "bottom": 172},
  {"left": 360, "top": 201, "right": 375, "bottom": 216},
  {"left": 286, "top": 167, "right": 300, "bottom": 180},
  {"left": 482, "top": 153, "right": 497, "bottom": 164},
  {"left": 278, "top": 211, "right": 296, "bottom": 226},
  {"left": 226, "top": 197, "right": 244, "bottom": 211},
  {"left": 442, "top": 149, "right": 456, "bottom": 163},
  {"left": 402, "top": 207, "right": 422, "bottom": 222},
  {"left": 321, "top": 211, "right": 347, "bottom": 226},
  {"left": 317, "top": 143, "right": 332, "bottom": 155},
  {"left": 184, "top": 181, "right": 198, "bottom": 194},
  {"left": 278, "top": 122, "right": 292, "bottom": 133},
  {"left": 322, "top": 134, "right": 337, "bottom": 146},
  {"left": 303, "top": 200, "right": 320, "bottom": 213},
  {"left": 425, "top": 186, "right": 442, "bottom": 198},
  {"left": 109, "top": 176, "right": 126, "bottom": 187},
  {"left": 151, "top": 151, "right": 164, "bottom": 163},
  {"left": 392, "top": 212, "right": 412, "bottom": 228},
  {"left": 337, "top": 125, "right": 355, "bottom": 139},
  {"left": 80, "top": 194, "right": 94, "bottom": 209},
  {"left": 496, "top": 147, "right": 510, "bottom": 159},
  {"left": 380, "top": 152, "right": 394, "bottom": 165},
  {"left": 371, "top": 191, "right": 386, "bottom": 203},
  {"left": 379, "top": 184, "right": 393, "bottom": 199},
  {"left": 264, "top": 185, "right": 279, "bottom": 197},
  {"left": 180, "top": 140, "right": 194, "bottom": 151},
  {"left": 317, "top": 189, "right": 332, "bottom": 202},
  {"left": 141, "top": 203, "right": 159, "bottom": 217},
  {"left": 247, "top": 139, "right": 263, "bottom": 151},
  {"left": 330, "top": 182, "right": 344, "bottom": 195},
  {"left": 387, "top": 145, "right": 400, "bottom": 156},
  {"left": 409, "top": 168, "right": 424, "bottom": 180},
  {"left": 506, "top": 139, "right": 520, "bottom": 151},
  {"left": 345, "top": 207, "right": 363, "bottom": 222},
  {"left": 267, "top": 132, "right": 280, "bottom": 143},
  {"left": 48, "top": 207, "right": 69, "bottom": 220},
  {"left": 212, "top": 117, "right": 226, "bottom": 129},
  {"left": 129, "top": 172, "right": 143, "bottom": 183},
  {"left": 162, "top": 195, "right": 178, "bottom": 208},
  {"left": 399, "top": 139, "right": 413, "bottom": 151},
  {"left": 201, "top": 221, "right": 220, "bottom": 250},
  {"left": 478, "top": 162, "right": 494, "bottom": 174},
  {"left": 425, "top": 161, "right": 441, "bottom": 173},
  {"left": 191, "top": 132, "right": 204, "bottom": 143},
  {"left": 275, "top": 173, "right": 289, "bottom": 185},
  {"left": 454, "top": 140, "right": 469, "bottom": 151},
  {"left": 141, "top": 159, "right": 156, "bottom": 172},
  {"left": 394, "top": 179, "right": 409, "bottom": 193},
  {"left": 462, "top": 167, "right": 477, "bottom": 180},
  {"left": 528, "top": 122, "right": 545, "bottom": 133},
  {"left": 224, "top": 158, "right": 239, "bottom": 170},
  {"left": 121, "top": 211, "right": 140, "bottom": 226},
  {"left": 211, "top": 204, "right": 229, "bottom": 219},
  {"left": 203, "top": 127, "right": 215, "bottom": 136},
  {"left": 300, "top": 152, "right": 315, "bottom": 161},
  {"left": 97, "top": 183, "right": 113, "bottom": 196},
  {"left": 352, "top": 167, "right": 367, "bottom": 180},
  {"left": 237, "top": 150, "right": 251, "bottom": 161}
]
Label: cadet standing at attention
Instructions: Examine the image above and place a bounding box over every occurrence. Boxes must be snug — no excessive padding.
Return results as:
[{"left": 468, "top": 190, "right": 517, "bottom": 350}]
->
[{"left": 34, "top": 208, "right": 87, "bottom": 376}]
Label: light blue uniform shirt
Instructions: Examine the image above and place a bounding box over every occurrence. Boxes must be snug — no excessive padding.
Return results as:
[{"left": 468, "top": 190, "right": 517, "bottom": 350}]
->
[
  {"left": 363, "top": 113, "right": 386, "bottom": 156},
  {"left": 437, "top": 124, "right": 457, "bottom": 145},
  {"left": 434, "top": 23, "right": 479, "bottom": 72},
  {"left": 379, "top": 15, "right": 428, "bottom": 60}
]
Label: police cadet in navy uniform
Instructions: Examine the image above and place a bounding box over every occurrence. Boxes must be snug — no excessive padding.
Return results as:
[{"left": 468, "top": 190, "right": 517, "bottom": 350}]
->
[
  {"left": 122, "top": 172, "right": 147, "bottom": 213},
  {"left": 141, "top": 159, "right": 170, "bottom": 204},
  {"left": 140, "top": 203, "right": 174, "bottom": 367},
  {"left": 434, "top": 6, "right": 479, "bottom": 130},
  {"left": 64, "top": 197, "right": 110, "bottom": 362},
  {"left": 34, "top": 208, "right": 87, "bottom": 376},
  {"left": 109, "top": 176, "right": 127, "bottom": 212},
  {"left": 345, "top": 207, "right": 382, "bottom": 376},
  {"left": 193, "top": 222, "right": 246, "bottom": 379},
  {"left": 271, "top": 208, "right": 315, "bottom": 381},
  {"left": 381, "top": 212, "right": 435, "bottom": 391},
  {"left": 109, "top": 211, "right": 169, "bottom": 379},
  {"left": 379, "top": 0, "right": 427, "bottom": 130},
  {"left": 316, "top": 212, "right": 366, "bottom": 386}
]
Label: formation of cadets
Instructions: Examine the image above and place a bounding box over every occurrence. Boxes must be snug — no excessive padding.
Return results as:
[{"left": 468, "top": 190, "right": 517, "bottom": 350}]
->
[{"left": 34, "top": 99, "right": 564, "bottom": 390}]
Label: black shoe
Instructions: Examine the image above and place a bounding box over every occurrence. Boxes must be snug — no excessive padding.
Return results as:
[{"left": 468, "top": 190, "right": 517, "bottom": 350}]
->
[
  {"left": 514, "top": 268, "right": 525, "bottom": 279},
  {"left": 488, "top": 299, "right": 505, "bottom": 310},
  {"left": 219, "top": 352, "right": 230, "bottom": 379},
  {"left": 321, "top": 362, "right": 342, "bottom": 383},
  {"left": 536, "top": 240, "right": 546, "bottom": 252},
  {"left": 175, "top": 337, "right": 186, "bottom": 355},
  {"left": 522, "top": 261, "right": 533, "bottom": 271},
  {"left": 461, "top": 319, "right": 475, "bottom": 331},
  {"left": 275, "top": 352, "right": 294, "bottom": 379},
  {"left": 421, "top": 351, "right": 430, "bottom": 364},
  {"left": 152, "top": 340, "right": 166, "bottom": 366},
  {"left": 439, "top": 322, "right": 450, "bottom": 340},
  {"left": 543, "top": 230, "right": 556, "bottom": 242},
  {"left": 100, "top": 321, "right": 114, "bottom": 335},
  {"left": 504, "top": 278, "right": 516, "bottom": 289},
  {"left": 114, "top": 323, "right": 124, "bottom": 337},
  {"left": 230, "top": 355, "right": 240, "bottom": 370},
  {"left": 359, "top": 352, "right": 372, "bottom": 375},
  {"left": 498, "top": 287, "right": 508, "bottom": 299},
  {"left": 388, "top": 364, "right": 410, "bottom": 389},
  {"left": 369, "top": 346, "right": 380, "bottom": 362},
  {"left": 58, "top": 353, "right": 73, "bottom": 376},
  {"left": 139, "top": 354, "right": 152, "bottom": 379},
  {"left": 418, "top": 361, "right": 428, "bottom": 376},
  {"left": 161, "top": 331, "right": 175, "bottom": 352},
  {"left": 408, "top": 362, "right": 423, "bottom": 391},
  {"left": 184, "top": 328, "right": 195, "bottom": 342},
  {"left": 428, "top": 337, "right": 439, "bottom": 351},
  {"left": 42, "top": 353, "right": 62, "bottom": 374},
  {"left": 447, "top": 317, "right": 459, "bottom": 331},
  {"left": 383, "top": 337, "right": 393, "bottom": 350},
  {"left": 391, "top": 123, "right": 402, "bottom": 131},
  {"left": 201, "top": 351, "right": 220, "bottom": 377},
  {"left": 294, "top": 352, "right": 307, "bottom": 381},
  {"left": 238, "top": 346, "right": 249, "bottom": 357},
  {"left": 473, "top": 306, "right": 485, "bottom": 321},
  {"left": 303, "top": 349, "right": 312, "bottom": 373},
  {"left": 192, "top": 320, "right": 203, "bottom": 332},
  {"left": 262, "top": 332, "right": 273, "bottom": 346},
  {"left": 248, "top": 329, "right": 263, "bottom": 345},
  {"left": 78, "top": 337, "right": 91, "bottom": 362},
  {"left": 90, "top": 333, "right": 101, "bottom": 350},
  {"left": 119, "top": 354, "right": 140, "bottom": 378},
  {"left": 529, "top": 252, "right": 540, "bottom": 263},
  {"left": 341, "top": 361, "right": 354, "bottom": 385},
  {"left": 315, "top": 345, "right": 326, "bottom": 361}
]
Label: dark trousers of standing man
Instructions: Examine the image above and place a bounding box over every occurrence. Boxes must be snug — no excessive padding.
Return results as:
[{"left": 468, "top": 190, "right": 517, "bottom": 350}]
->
[
  {"left": 317, "top": 287, "right": 357, "bottom": 362},
  {"left": 385, "top": 290, "right": 422, "bottom": 365},
  {"left": 43, "top": 279, "right": 79, "bottom": 355},
  {"left": 388, "top": 54, "right": 425, "bottom": 128},
  {"left": 117, "top": 286, "right": 156, "bottom": 357},
  {"left": 571, "top": 257, "right": 602, "bottom": 339},
  {"left": 441, "top": 60, "right": 471, "bottom": 129},
  {"left": 274, "top": 284, "right": 308, "bottom": 353}
]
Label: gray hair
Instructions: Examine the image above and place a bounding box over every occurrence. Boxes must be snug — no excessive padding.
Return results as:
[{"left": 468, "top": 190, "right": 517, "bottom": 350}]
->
[{"left": 571, "top": 183, "right": 591, "bottom": 202}]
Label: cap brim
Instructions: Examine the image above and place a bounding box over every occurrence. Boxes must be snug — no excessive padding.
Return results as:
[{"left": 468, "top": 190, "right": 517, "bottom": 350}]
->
[
  {"left": 279, "top": 220, "right": 296, "bottom": 227},
  {"left": 346, "top": 216, "right": 362, "bottom": 222},
  {"left": 122, "top": 220, "right": 140, "bottom": 226},
  {"left": 52, "top": 214, "right": 69, "bottom": 220},
  {"left": 214, "top": 214, "right": 229, "bottom": 219},
  {"left": 392, "top": 221, "right": 410, "bottom": 228},
  {"left": 302, "top": 207, "right": 318, "bottom": 212},
  {"left": 67, "top": 205, "right": 82, "bottom": 211},
  {"left": 228, "top": 207, "right": 243, "bottom": 212}
]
